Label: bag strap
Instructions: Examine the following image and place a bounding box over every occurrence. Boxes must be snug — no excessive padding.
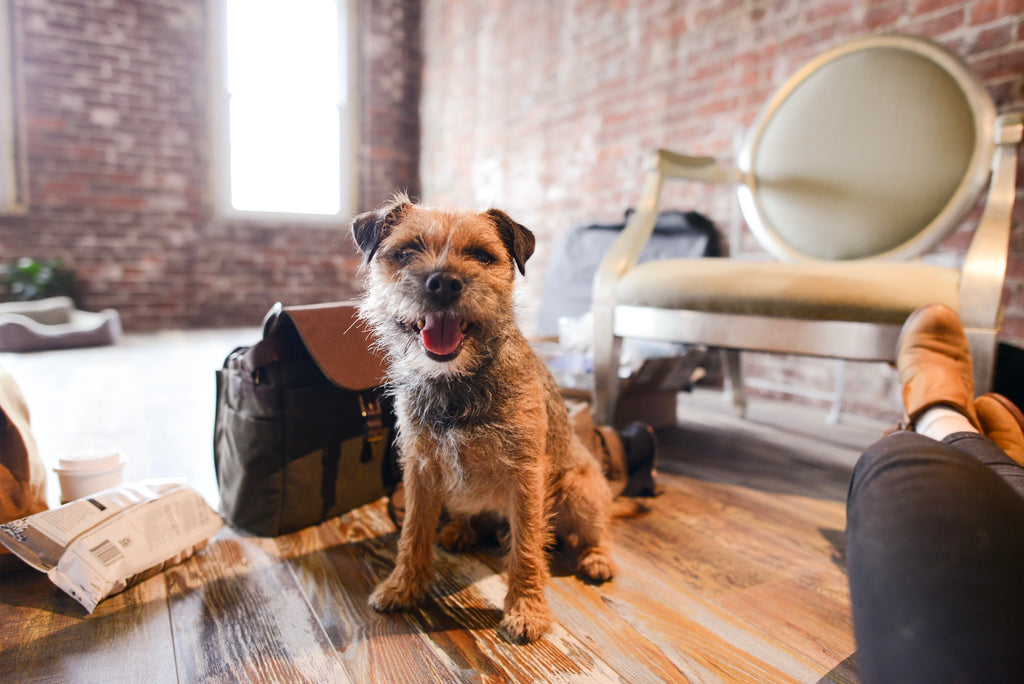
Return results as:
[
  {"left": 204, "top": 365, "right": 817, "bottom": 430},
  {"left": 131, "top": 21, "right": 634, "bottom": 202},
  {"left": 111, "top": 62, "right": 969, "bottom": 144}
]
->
[{"left": 236, "top": 337, "right": 284, "bottom": 378}]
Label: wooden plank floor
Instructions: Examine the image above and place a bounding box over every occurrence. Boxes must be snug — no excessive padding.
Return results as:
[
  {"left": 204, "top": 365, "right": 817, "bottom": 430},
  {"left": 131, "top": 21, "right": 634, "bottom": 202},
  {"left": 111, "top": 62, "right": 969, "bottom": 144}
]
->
[{"left": 0, "top": 330, "right": 892, "bottom": 682}]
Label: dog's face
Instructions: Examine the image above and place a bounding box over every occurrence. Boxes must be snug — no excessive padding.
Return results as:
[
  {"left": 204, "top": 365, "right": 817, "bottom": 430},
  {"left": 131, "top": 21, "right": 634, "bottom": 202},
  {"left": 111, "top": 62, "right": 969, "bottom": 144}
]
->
[{"left": 352, "top": 195, "right": 535, "bottom": 378}]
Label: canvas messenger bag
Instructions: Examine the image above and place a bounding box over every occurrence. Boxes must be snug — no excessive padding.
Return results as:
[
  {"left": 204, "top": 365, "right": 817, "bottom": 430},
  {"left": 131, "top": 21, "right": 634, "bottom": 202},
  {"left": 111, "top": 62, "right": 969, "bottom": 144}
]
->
[{"left": 213, "top": 301, "right": 398, "bottom": 536}]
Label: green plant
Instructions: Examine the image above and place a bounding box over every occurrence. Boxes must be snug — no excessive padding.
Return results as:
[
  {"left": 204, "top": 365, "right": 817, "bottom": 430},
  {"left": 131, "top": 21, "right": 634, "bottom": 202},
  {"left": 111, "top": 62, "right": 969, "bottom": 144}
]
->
[{"left": 0, "top": 257, "right": 77, "bottom": 302}]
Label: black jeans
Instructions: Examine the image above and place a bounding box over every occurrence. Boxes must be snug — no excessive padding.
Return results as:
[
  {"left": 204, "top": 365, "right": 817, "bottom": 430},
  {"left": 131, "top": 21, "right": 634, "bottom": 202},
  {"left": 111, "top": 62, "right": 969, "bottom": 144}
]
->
[{"left": 846, "top": 431, "right": 1024, "bottom": 683}]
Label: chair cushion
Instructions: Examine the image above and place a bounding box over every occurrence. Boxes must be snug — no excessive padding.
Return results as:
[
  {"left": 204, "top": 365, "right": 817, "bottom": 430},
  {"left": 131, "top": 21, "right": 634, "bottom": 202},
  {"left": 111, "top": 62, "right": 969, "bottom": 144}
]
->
[{"left": 615, "top": 258, "right": 960, "bottom": 324}]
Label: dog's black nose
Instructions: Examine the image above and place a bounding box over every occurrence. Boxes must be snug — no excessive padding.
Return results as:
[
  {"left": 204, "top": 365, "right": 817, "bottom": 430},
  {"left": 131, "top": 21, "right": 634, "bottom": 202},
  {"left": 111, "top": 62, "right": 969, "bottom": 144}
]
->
[{"left": 424, "top": 271, "right": 463, "bottom": 305}]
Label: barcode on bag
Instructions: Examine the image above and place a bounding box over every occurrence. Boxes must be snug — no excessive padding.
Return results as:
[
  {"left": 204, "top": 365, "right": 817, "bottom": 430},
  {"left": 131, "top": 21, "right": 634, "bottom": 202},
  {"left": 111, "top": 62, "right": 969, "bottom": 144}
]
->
[{"left": 89, "top": 540, "right": 124, "bottom": 567}]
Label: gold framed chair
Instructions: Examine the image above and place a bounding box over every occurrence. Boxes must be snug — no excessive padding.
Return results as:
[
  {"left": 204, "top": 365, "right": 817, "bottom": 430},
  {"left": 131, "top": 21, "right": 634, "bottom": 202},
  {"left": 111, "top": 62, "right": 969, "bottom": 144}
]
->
[{"left": 591, "top": 34, "right": 1024, "bottom": 425}]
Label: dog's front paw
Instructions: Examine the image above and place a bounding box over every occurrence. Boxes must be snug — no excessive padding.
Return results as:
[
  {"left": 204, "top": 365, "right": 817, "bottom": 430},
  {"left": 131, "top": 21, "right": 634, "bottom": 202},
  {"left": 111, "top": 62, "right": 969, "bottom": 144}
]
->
[
  {"left": 577, "top": 548, "right": 616, "bottom": 583},
  {"left": 499, "top": 601, "right": 552, "bottom": 644},
  {"left": 369, "top": 572, "right": 428, "bottom": 612}
]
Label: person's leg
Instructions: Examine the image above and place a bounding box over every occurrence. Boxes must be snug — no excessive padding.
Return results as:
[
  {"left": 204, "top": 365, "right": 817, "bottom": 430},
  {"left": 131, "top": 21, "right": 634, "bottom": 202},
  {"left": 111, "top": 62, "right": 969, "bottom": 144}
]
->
[
  {"left": 946, "top": 431, "right": 1024, "bottom": 498},
  {"left": 846, "top": 431, "right": 1024, "bottom": 683}
]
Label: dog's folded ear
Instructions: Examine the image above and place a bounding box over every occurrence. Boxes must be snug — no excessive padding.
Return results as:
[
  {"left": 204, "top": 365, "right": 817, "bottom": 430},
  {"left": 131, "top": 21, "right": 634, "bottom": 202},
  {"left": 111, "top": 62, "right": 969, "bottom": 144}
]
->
[
  {"left": 486, "top": 209, "right": 535, "bottom": 276},
  {"left": 351, "top": 194, "right": 414, "bottom": 263}
]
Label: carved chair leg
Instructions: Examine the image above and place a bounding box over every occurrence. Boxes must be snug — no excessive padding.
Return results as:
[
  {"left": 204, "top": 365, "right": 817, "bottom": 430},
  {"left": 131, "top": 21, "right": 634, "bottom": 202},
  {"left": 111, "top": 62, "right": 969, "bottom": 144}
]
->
[
  {"left": 591, "top": 314, "right": 621, "bottom": 426},
  {"left": 968, "top": 329, "right": 997, "bottom": 395},
  {"left": 721, "top": 348, "right": 746, "bottom": 418}
]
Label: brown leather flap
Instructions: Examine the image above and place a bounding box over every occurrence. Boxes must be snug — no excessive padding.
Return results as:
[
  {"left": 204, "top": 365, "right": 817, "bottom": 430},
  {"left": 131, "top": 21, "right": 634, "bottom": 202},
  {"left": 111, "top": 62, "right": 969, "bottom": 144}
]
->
[{"left": 280, "top": 301, "right": 386, "bottom": 391}]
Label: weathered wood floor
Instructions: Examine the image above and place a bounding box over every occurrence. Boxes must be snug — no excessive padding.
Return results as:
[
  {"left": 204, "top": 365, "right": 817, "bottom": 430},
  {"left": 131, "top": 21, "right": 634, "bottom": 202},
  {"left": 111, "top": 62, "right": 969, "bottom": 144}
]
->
[{"left": 0, "top": 330, "right": 891, "bottom": 682}]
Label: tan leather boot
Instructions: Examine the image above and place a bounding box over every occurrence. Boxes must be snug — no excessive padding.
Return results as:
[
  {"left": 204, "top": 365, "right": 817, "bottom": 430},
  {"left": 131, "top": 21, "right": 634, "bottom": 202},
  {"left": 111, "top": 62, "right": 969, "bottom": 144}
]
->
[
  {"left": 975, "top": 393, "right": 1024, "bottom": 466},
  {"left": 896, "top": 303, "right": 980, "bottom": 430},
  {"left": 567, "top": 400, "right": 658, "bottom": 498},
  {"left": 567, "top": 400, "right": 628, "bottom": 497}
]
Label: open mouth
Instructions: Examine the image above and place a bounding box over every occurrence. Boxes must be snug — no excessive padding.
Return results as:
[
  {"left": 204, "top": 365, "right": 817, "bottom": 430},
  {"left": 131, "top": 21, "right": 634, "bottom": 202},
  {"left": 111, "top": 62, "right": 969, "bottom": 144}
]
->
[{"left": 411, "top": 312, "right": 468, "bottom": 361}]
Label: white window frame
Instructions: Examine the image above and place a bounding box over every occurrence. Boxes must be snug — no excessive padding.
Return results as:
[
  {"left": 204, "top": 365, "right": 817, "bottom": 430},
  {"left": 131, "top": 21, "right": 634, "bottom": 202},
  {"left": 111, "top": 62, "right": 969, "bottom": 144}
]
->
[
  {"left": 0, "top": 0, "right": 23, "bottom": 214},
  {"left": 209, "top": 0, "right": 357, "bottom": 224}
]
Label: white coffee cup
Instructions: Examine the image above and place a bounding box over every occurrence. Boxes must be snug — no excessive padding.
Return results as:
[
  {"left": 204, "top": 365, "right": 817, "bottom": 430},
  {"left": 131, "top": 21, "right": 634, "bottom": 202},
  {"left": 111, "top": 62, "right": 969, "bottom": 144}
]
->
[{"left": 54, "top": 449, "right": 126, "bottom": 503}]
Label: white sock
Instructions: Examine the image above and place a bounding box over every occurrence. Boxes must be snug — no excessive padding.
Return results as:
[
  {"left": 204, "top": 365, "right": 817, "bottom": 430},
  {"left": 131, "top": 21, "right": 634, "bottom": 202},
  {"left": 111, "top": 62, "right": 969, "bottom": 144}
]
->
[{"left": 915, "top": 406, "right": 978, "bottom": 441}]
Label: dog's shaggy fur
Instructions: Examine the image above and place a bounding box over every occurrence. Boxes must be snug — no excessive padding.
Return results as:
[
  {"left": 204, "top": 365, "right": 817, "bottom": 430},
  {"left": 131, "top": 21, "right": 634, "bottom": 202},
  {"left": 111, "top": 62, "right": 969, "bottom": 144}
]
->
[{"left": 352, "top": 194, "right": 615, "bottom": 644}]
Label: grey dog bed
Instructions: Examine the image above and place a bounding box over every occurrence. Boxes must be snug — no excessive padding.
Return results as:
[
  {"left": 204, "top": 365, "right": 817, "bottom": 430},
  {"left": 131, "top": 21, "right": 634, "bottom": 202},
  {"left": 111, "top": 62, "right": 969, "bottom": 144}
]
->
[{"left": 0, "top": 297, "right": 122, "bottom": 352}]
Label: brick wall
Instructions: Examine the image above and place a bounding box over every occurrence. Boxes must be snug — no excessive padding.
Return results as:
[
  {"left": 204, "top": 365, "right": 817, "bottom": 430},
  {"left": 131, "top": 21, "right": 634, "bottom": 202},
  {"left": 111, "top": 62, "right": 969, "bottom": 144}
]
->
[
  {"left": 1, "top": 0, "right": 1021, "bottom": 417},
  {"left": 0, "top": 0, "right": 421, "bottom": 329},
  {"left": 419, "top": 0, "right": 1024, "bottom": 417}
]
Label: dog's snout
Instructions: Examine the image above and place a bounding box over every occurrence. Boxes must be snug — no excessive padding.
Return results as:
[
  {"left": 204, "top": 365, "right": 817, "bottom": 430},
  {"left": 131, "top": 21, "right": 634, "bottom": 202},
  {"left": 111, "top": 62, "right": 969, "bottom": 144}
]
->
[{"left": 425, "top": 271, "right": 463, "bottom": 304}]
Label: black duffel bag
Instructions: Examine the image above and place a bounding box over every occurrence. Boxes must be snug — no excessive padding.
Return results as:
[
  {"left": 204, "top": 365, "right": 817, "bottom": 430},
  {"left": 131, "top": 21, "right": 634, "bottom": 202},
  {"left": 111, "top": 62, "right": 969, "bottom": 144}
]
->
[{"left": 214, "top": 301, "right": 398, "bottom": 536}]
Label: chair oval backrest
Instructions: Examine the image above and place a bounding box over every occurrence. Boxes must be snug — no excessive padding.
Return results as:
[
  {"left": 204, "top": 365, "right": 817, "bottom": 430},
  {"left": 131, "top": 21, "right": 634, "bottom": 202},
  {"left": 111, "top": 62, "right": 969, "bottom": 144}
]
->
[{"left": 737, "top": 35, "right": 995, "bottom": 262}]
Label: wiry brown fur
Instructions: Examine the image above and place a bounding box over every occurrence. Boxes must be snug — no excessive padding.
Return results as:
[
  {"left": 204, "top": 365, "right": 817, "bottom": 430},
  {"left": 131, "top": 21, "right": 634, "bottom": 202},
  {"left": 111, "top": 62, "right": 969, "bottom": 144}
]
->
[{"left": 351, "top": 194, "right": 616, "bottom": 644}]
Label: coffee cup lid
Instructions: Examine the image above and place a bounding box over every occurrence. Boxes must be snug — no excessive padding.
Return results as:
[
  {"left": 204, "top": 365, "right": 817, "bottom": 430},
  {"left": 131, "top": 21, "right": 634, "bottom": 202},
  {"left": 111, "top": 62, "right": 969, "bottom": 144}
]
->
[{"left": 56, "top": 449, "right": 125, "bottom": 472}]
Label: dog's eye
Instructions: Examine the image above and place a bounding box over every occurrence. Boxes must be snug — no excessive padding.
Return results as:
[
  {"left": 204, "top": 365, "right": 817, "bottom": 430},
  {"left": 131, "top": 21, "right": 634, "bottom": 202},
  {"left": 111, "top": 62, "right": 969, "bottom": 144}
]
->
[
  {"left": 467, "top": 248, "right": 496, "bottom": 266},
  {"left": 391, "top": 245, "right": 419, "bottom": 265}
]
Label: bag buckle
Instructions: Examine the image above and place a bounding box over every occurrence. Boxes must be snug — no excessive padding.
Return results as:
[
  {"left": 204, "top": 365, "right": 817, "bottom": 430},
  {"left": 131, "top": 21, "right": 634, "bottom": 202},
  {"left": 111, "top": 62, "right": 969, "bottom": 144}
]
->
[{"left": 358, "top": 394, "right": 388, "bottom": 464}]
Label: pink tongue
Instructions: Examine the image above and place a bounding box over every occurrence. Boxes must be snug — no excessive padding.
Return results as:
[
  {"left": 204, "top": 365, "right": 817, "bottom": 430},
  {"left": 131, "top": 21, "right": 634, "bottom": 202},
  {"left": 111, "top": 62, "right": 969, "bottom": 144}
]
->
[{"left": 421, "top": 313, "right": 465, "bottom": 356}]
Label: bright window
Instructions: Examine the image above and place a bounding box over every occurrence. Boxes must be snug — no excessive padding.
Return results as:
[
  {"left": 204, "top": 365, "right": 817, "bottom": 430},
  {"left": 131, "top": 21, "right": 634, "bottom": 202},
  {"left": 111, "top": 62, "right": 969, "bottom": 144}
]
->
[{"left": 212, "top": 0, "right": 353, "bottom": 220}]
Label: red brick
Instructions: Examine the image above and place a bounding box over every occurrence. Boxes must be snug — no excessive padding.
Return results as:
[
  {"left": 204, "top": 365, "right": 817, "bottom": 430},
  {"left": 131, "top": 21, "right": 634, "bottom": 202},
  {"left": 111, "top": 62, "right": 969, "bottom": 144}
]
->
[
  {"left": 804, "top": 0, "right": 855, "bottom": 24},
  {"left": 972, "top": 22, "right": 1015, "bottom": 51},
  {"left": 913, "top": 0, "right": 970, "bottom": 12},
  {"left": 970, "top": 0, "right": 1003, "bottom": 23}
]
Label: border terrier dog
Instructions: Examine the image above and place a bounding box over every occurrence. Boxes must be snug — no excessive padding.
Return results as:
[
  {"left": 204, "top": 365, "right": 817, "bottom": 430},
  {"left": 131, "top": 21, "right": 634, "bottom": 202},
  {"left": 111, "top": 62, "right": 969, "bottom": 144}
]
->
[{"left": 351, "top": 194, "right": 616, "bottom": 644}]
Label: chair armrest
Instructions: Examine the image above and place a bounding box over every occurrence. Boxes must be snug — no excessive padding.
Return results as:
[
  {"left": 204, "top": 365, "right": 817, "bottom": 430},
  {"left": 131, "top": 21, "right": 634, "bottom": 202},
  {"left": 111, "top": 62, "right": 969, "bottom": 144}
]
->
[
  {"left": 594, "top": 149, "right": 739, "bottom": 301},
  {"left": 648, "top": 148, "right": 741, "bottom": 183},
  {"left": 959, "top": 112, "right": 1023, "bottom": 329},
  {"left": 593, "top": 169, "right": 662, "bottom": 308}
]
